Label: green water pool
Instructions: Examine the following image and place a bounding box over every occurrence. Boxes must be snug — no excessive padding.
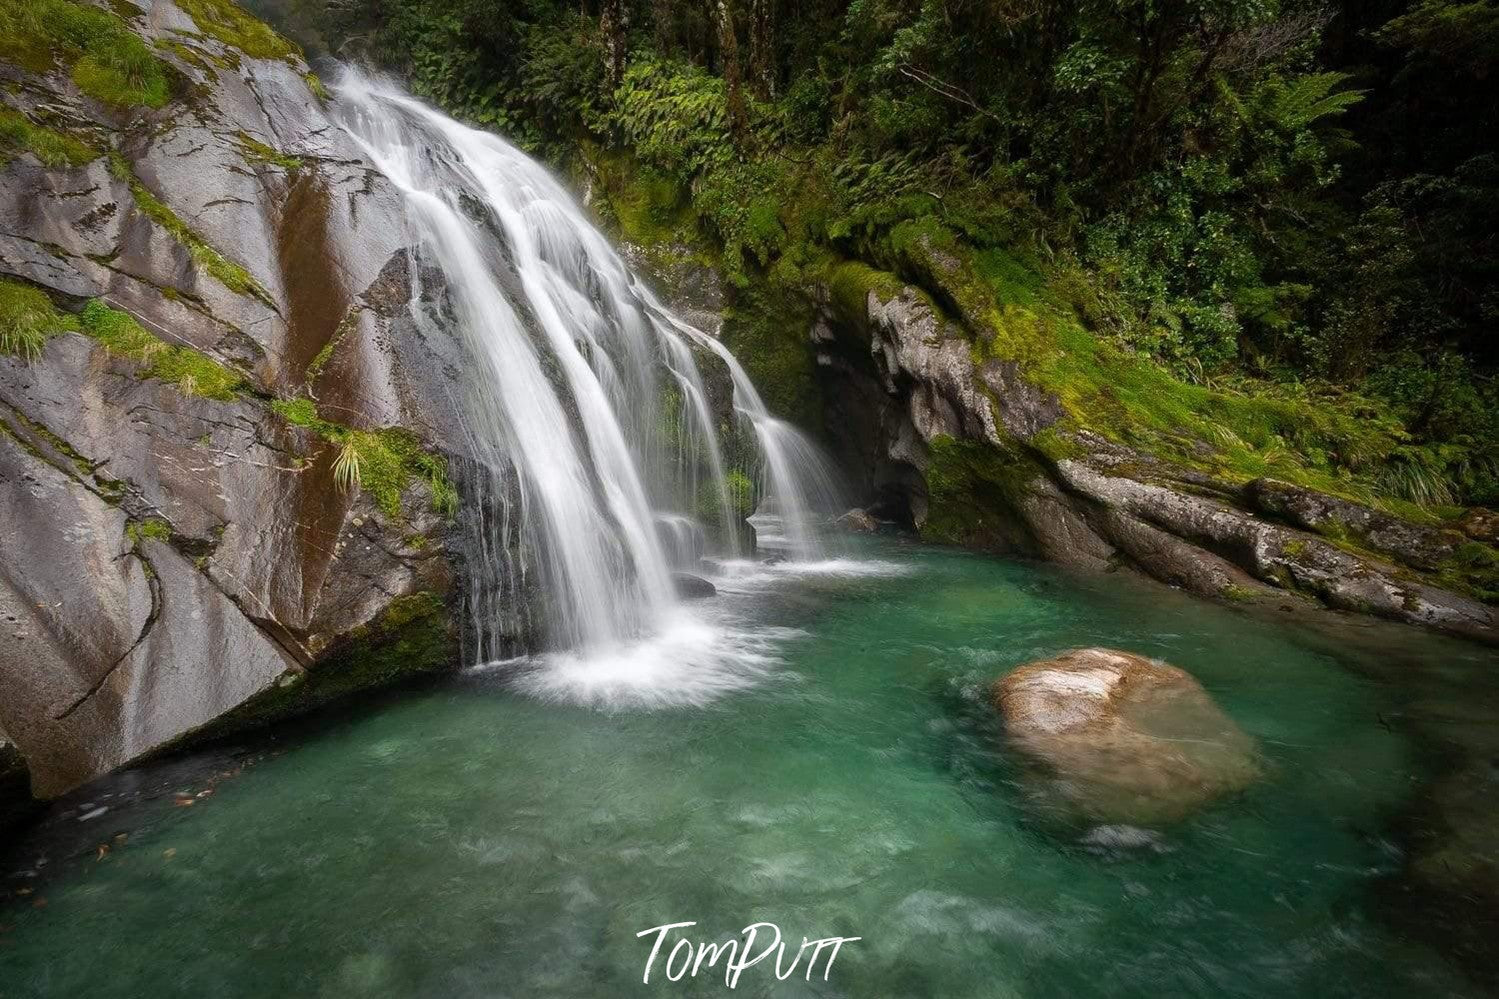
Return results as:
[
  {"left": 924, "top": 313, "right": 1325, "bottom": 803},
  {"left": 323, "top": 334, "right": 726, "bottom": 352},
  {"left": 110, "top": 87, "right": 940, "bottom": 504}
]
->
[{"left": 1, "top": 537, "right": 1495, "bottom": 997}]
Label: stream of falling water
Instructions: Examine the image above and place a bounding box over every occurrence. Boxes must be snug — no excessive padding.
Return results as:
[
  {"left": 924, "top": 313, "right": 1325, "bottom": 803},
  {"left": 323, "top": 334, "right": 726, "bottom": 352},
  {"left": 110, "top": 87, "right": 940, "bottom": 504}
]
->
[{"left": 335, "top": 70, "right": 845, "bottom": 700}]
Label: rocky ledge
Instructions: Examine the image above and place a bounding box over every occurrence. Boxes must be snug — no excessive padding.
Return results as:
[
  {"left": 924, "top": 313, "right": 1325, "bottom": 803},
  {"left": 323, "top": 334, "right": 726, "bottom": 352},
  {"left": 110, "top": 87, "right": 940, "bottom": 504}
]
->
[{"left": 811, "top": 261, "right": 1499, "bottom": 646}]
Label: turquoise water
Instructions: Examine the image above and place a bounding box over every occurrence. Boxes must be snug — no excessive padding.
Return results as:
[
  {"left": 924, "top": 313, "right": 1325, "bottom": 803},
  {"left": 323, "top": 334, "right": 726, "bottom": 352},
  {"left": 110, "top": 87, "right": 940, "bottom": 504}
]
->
[{"left": 2, "top": 537, "right": 1495, "bottom": 997}]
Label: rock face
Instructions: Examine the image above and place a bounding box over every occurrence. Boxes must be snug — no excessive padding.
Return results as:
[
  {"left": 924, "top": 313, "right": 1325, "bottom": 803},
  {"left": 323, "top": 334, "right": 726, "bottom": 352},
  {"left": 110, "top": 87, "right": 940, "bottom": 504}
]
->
[
  {"left": 0, "top": 2, "right": 494, "bottom": 796},
  {"left": 993, "top": 648, "right": 1259, "bottom": 824},
  {"left": 811, "top": 268, "right": 1499, "bottom": 645}
]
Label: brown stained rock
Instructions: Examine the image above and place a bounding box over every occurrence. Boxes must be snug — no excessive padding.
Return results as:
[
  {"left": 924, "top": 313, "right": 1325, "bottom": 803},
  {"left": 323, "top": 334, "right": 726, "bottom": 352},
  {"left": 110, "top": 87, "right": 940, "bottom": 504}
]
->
[
  {"left": 993, "top": 648, "right": 1259, "bottom": 824},
  {"left": 0, "top": 2, "right": 476, "bottom": 798},
  {"left": 1455, "top": 508, "right": 1499, "bottom": 546}
]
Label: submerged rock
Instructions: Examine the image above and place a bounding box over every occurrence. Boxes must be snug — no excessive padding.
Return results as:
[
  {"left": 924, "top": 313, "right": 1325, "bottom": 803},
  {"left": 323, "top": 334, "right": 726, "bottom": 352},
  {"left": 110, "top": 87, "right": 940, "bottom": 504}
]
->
[
  {"left": 672, "top": 573, "right": 717, "bottom": 599},
  {"left": 835, "top": 508, "right": 879, "bottom": 532},
  {"left": 993, "top": 648, "right": 1258, "bottom": 824}
]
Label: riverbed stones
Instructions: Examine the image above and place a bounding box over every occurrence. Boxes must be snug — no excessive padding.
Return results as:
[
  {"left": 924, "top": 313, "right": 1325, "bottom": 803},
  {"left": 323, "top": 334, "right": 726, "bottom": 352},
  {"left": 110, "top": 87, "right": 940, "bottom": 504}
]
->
[{"left": 992, "top": 648, "right": 1258, "bottom": 824}]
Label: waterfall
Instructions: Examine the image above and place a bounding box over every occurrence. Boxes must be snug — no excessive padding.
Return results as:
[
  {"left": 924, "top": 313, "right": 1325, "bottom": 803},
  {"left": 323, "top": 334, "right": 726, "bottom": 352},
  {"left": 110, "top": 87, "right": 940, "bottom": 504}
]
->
[{"left": 333, "top": 70, "right": 841, "bottom": 664}]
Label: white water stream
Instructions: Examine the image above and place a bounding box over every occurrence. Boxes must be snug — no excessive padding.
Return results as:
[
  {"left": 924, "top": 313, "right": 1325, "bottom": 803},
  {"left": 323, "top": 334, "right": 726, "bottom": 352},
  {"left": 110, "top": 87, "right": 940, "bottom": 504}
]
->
[{"left": 335, "top": 71, "right": 845, "bottom": 695}]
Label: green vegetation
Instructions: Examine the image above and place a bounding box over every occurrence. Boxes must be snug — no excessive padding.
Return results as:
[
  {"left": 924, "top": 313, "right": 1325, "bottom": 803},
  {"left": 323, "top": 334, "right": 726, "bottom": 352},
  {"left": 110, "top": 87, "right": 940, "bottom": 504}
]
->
[
  {"left": 78, "top": 299, "right": 244, "bottom": 400},
  {"left": 1219, "top": 583, "right": 1263, "bottom": 604},
  {"left": 287, "top": 0, "right": 1498, "bottom": 511},
  {"left": 235, "top": 131, "right": 303, "bottom": 170},
  {"left": 303, "top": 71, "right": 329, "bottom": 101},
  {"left": 1438, "top": 543, "right": 1499, "bottom": 603},
  {"left": 270, "top": 397, "right": 458, "bottom": 518},
  {"left": 176, "top": 0, "right": 302, "bottom": 63},
  {"left": 109, "top": 152, "right": 273, "bottom": 304},
  {"left": 0, "top": 108, "right": 98, "bottom": 168},
  {"left": 210, "top": 588, "right": 456, "bottom": 739},
  {"left": 696, "top": 468, "right": 757, "bottom": 528},
  {"left": 0, "top": 279, "right": 77, "bottom": 362},
  {"left": 125, "top": 517, "right": 172, "bottom": 546},
  {"left": 922, "top": 434, "right": 1044, "bottom": 548},
  {"left": 0, "top": 0, "right": 170, "bottom": 107}
]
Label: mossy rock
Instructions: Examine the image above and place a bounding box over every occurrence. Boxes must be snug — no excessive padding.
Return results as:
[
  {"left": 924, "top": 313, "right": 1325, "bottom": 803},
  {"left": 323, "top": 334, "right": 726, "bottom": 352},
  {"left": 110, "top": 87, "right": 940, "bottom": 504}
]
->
[
  {"left": 204, "top": 591, "right": 458, "bottom": 741},
  {"left": 922, "top": 433, "right": 1047, "bottom": 551}
]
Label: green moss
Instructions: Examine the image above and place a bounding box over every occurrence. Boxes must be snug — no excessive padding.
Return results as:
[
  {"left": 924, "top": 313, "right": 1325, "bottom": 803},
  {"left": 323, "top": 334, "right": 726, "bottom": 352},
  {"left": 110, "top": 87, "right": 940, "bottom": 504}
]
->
[
  {"left": 380, "top": 591, "right": 444, "bottom": 631},
  {"left": 110, "top": 152, "right": 272, "bottom": 304},
  {"left": 305, "top": 314, "right": 357, "bottom": 383},
  {"left": 271, "top": 395, "right": 320, "bottom": 428},
  {"left": 899, "top": 221, "right": 1430, "bottom": 512},
  {"left": 1029, "top": 426, "right": 1088, "bottom": 463},
  {"left": 79, "top": 299, "right": 244, "bottom": 400},
  {"left": 593, "top": 151, "right": 699, "bottom": 247},
  {"left": 1436, "top": 542, "right": 1499, "bottom": 604},
  {"left": 719, "top": 282, "right": 821, "bottom": 428},
  {"left": 0, "top": 0, "right": 171, "bottom": 107},
  {"left": 0, "top": 279, "right": 77, "bottom": 361},
  {"left": 1219, "top": 583, "right": 1260, "bottom": 603},
  {"left": 696, "top": 468, "right": 756, "bottom": 527},
  {"left": 155, "top": 38, "right": 230, "bottom": 77},
  {"left": 271, "top": 397, "right": 458, "bottom": 518},
  {"left": 235, "top": 131, "right": 301, "bottom": 170},
  {"left": 125, "top": 517, "right": 171, "bottom": 545},
  {"left": 826, "top": 261, "right": 906, "bottom": 329},
  {"left": 204, "top": 591, "right": 456, "bottom": 741},
  {"left": 922, "top": 434, "right": 1044, "bottom": 548},
  {"left": 0, "top": 108, "right": 99, "bottom": 167},
  {"left": 175, "top": 0, "right": 301, "bottom": 63}
]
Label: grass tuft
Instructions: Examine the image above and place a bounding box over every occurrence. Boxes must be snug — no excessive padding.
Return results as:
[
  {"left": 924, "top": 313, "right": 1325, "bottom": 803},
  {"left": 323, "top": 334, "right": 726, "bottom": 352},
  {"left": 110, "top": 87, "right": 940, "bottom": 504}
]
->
[
  {"left": 0, "top": 279, "right": 77, "bottom": 362},
  {"left": 79, "top": 299, "right": 243, "bottom": 399},
  {"left": 0, "top": 108, "right": 99, "bottom": 167},
  {"left": 271, "top": 397, "right": 458, "bottom": 518},
  {"left": 110, "top": 152, "right": 273, "bottom": 305},
  {"left": 175, "top": 0, "right": 301, "bottom": 63},
  {"left": 0, "top": 0, "right": 170, "bottom": 107}
]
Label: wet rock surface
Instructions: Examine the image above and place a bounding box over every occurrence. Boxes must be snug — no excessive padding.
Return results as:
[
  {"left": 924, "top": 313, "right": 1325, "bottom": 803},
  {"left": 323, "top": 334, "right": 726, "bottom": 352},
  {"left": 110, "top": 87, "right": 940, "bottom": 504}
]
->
[
  {"left": 992, "top": 648, "right": 1259, "bottom": 824},
  {"left": 834, "top": 508, "right": 879, "bottom": 532},
  {"left": 0, "top": 2, "right": 477, "bottom": 798},
  {"left": 671, "top": 572, "right": 717, "bottom": 600},
  {"left": 813, "top": 276, "right": 1499, "bottom": 644}
]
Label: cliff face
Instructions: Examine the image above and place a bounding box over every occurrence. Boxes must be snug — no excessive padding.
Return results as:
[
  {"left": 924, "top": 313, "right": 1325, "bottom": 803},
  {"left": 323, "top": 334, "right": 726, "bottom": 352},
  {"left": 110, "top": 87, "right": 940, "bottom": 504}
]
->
[
  {"left": 809, "top": 252, "right": 1499, "bottom": 646},
  {"left": 0, "top": 0, "right": 481, "bottom": 797}
]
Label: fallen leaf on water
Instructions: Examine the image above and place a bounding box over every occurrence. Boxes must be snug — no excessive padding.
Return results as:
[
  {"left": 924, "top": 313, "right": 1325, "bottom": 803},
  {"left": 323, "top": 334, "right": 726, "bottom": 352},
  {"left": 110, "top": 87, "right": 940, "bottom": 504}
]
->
[
  {"left": 162, "top": 848, "right": 176, "bottom": 860},
  {"left": 114, "top": 833, "right": 128, "bottom": 844},
  {"left": 95, "top": 845, "right": 109, "bottom": 862},
  {"left": 15, "top": 887, "right": 31, "bottom": 897},
  {"left": 173, "top": 797, "right": 194, "bottom": 808}
]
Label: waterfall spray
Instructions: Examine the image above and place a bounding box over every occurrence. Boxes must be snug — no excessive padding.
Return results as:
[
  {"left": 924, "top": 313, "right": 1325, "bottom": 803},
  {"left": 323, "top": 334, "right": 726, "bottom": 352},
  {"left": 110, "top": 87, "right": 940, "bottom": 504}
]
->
[{"left": 334, "top": 70, "right": 842, "bottom": 664}]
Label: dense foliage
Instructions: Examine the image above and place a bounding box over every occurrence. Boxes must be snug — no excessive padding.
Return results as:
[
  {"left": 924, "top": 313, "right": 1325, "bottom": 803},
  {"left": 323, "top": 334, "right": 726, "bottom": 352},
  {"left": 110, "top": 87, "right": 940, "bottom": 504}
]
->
[{"left": 270, "top": 0, "right": 1497, "bottom": 506}]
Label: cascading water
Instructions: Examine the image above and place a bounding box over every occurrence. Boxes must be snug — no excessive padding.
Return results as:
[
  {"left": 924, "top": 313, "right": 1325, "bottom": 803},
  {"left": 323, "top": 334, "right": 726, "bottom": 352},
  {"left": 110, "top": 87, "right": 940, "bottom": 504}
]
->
[{"left": 333, "top": 70, "right": 844, "bottom": 688}]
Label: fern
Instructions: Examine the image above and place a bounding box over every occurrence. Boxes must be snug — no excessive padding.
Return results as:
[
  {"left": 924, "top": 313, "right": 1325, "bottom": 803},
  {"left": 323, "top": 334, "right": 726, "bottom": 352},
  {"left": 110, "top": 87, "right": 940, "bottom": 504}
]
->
[{"left": 1257, "top": 72, "right": 1365, "bottom": 132}]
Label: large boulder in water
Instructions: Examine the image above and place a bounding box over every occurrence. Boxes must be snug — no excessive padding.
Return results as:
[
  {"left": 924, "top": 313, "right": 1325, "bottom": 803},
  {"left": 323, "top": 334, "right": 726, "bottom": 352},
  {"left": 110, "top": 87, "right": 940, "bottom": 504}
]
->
[{"left": 992, "top": 648, "right": 1258, "bottom": 824}]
